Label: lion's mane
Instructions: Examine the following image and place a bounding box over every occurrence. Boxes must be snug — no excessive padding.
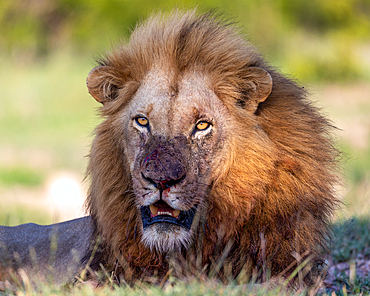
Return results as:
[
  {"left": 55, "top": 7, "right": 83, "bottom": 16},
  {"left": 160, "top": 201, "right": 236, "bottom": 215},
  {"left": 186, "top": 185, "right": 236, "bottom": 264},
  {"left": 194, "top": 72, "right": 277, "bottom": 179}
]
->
[{"left": 86, "top": 10, "right": 340, "bottom": 282}]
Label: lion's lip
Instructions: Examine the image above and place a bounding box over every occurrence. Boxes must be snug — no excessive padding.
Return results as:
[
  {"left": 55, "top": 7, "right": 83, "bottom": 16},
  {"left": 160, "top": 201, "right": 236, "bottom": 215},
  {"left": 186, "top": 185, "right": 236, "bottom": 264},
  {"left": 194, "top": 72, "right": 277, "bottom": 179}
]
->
[{"left": 141, "top": 201, "right": 197, "bottom": 230}]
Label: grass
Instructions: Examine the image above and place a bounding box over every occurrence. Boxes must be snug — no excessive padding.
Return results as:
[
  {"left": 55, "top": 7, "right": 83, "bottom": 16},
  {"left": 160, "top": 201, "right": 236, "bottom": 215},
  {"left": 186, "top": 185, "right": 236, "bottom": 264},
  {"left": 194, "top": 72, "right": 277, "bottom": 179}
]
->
[
  {"left": 331, "top": 218, "right": 370, "bottom": 263},
  {"left": 0, "top": 166, "right": 44, "bottom": 187},
  {"left": 0, "top": 53, "right": 99, "bottom": 176},
  {"left": 328, "top": 273, "right": 370, "bottom": 296},
  {"left": 0, "top": 280, "right": 309, "bottom": 296}
]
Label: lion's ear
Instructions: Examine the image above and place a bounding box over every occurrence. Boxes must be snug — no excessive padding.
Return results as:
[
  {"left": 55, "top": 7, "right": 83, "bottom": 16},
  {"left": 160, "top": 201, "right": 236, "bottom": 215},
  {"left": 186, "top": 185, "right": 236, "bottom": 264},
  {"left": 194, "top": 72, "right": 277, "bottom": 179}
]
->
[
  {"left": 87, "top": 66, "right": 121, "bottom": 104},
  {"left": 242, "top": 67, "right": 272, "bottom": 113}
]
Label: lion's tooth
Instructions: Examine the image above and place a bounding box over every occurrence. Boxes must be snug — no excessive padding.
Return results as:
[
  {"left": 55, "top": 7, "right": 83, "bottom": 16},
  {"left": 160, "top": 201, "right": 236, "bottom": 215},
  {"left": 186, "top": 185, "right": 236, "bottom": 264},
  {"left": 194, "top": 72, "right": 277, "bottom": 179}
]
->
[
  {"left": 158, "top": 211, "right": 170, "bottom": 216},
  {"left": 173, "top": 209, "right": 180, "bottom": 218},
  {"left": 151, "top": 205, "right": 180, "bottom": 218},
  {"left": 149, "top": 204, "right": 158, "bottom": 216}
]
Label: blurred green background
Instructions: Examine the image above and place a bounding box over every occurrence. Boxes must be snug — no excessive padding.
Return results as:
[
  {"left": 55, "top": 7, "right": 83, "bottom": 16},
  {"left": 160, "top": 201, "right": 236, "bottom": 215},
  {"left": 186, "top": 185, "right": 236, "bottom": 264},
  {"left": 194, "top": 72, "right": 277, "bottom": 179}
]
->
[{"left": 0, "top": 0, "right": 369, "bottom": 225}]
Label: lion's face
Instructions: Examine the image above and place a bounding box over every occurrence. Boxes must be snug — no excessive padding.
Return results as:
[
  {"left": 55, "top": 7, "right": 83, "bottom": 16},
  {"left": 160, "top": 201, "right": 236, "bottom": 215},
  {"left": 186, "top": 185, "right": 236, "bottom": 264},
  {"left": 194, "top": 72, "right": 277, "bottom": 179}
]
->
[
  {"left": 120, "top": 68, "right": 231, "bottom": 252},
  {"left": 87, "top": 58, "right": 272, "bottom": 255}
]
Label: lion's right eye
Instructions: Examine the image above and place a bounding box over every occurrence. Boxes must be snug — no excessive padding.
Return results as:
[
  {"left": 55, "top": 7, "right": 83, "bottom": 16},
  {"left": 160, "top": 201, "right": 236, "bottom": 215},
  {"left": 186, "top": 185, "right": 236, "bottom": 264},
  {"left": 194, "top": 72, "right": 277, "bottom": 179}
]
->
[
  {"left": 195, "top": 121, "right": 211, "bottom": 132},
  {"left": 135, "top": 117, "right": 149, "bottom": 127}
]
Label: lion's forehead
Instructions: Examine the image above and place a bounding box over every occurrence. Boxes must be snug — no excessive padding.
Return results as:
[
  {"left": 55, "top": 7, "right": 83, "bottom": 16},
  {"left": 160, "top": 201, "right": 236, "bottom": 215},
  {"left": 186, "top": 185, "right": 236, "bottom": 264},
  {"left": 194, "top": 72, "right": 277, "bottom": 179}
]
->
[{"left": 129, "top": 68, "right": 229, "bottom": 135}]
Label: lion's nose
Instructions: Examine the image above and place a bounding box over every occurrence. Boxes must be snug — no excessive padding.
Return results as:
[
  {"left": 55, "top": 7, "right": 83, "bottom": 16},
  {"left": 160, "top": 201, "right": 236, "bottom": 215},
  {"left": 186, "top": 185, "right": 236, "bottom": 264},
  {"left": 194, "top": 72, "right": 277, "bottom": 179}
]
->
[
  {"left": 141, "top": 174, "right": 186, "bottom": 191},
  {"left": 141, "top": 146, "right": 186, "bottom": 190}
]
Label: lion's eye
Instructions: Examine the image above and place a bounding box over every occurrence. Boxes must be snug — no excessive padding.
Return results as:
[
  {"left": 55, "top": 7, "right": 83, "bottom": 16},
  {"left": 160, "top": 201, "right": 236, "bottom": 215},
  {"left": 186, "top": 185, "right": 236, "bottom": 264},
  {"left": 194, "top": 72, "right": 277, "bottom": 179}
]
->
[
  {"left": 135, "top": 117, "right": 149, "bottom": 127},
  {"left": 195, "top": 121, "right": 210, "bottom": 131}
]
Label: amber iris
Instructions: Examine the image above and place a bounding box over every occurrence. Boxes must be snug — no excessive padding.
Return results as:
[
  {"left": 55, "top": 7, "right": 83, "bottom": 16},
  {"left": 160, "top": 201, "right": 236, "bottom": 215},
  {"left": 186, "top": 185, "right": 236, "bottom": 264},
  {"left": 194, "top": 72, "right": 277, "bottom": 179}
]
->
[
  {"left": 196, "top": 121, "right": 210, "bottom": 130},
  {"left": 136, "top": 117, "right": 149, "bottom": 126}
]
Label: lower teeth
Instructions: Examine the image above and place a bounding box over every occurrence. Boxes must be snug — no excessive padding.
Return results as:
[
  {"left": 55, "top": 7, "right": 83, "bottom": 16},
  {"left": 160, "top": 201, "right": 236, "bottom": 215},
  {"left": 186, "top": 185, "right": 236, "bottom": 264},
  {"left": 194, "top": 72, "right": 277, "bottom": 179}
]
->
[{"left": 148, "top": 204, "right": 180, "bottom": 218}]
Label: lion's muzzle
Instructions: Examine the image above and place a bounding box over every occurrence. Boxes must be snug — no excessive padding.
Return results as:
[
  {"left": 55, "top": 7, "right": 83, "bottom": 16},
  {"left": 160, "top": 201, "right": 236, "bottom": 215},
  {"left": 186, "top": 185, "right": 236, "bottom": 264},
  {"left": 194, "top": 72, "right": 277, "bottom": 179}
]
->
[{"left": 139, "top": 142, "right": 197, "bottom": 231}]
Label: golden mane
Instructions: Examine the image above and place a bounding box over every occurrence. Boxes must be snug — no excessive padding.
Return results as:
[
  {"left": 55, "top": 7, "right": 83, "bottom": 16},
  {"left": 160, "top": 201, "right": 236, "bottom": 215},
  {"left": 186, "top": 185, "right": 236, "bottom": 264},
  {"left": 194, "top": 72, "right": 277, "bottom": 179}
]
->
[{"left": 86, "top": 10, "right": 340, "bottom": 282}]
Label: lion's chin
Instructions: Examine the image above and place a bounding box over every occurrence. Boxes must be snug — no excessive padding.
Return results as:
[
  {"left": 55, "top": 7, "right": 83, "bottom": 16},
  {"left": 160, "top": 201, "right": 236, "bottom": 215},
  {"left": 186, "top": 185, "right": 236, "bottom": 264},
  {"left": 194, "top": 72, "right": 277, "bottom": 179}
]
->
[
  {"left": 141, "top": 223, "right": 192, "bottom": 253},
  {"left": 140, "top": 201, "right": 197, "bottom": 252}
]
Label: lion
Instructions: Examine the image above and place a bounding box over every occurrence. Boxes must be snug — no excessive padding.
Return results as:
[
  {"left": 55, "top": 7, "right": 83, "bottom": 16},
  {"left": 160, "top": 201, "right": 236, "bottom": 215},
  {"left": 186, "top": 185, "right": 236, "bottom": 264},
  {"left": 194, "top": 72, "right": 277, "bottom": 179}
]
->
[{"left": 0, "top": 10, "right": 339, "bottom": 286}]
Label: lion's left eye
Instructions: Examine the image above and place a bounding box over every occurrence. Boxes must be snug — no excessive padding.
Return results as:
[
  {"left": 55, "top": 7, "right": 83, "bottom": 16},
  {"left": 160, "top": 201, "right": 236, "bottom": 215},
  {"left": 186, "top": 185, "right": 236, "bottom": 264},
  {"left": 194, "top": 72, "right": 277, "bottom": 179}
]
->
[
  {"left": 195, "top": 121, "right": 211, "bottom": 131},
  {"left": 135, "top": 117, "right": 149, "bottom": 127}
]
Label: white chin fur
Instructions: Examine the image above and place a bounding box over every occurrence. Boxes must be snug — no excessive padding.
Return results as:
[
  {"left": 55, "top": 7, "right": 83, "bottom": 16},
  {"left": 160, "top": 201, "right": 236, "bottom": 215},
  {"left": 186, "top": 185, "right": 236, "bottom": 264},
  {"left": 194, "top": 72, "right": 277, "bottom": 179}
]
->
[{"left": 141, "top": 223, "right": 192, "bottom": 253}]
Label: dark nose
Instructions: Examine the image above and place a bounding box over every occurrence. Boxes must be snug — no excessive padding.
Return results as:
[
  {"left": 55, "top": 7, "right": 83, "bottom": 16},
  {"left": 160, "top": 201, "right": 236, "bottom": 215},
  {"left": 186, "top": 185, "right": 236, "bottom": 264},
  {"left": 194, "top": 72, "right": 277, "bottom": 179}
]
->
[
  {"left": 141, "top": 174, "right": 185, "bottom": 191},
  {"left": 141, "top": 145, "right": 186, "bottom": 190}
]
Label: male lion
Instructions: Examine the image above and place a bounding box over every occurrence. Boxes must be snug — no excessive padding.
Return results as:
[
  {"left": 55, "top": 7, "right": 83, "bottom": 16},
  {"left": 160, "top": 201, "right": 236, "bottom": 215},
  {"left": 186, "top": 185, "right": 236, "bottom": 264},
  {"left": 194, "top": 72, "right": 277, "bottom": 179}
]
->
[{"left": 0, "top": 10, "right": 339, "bottom": 286}]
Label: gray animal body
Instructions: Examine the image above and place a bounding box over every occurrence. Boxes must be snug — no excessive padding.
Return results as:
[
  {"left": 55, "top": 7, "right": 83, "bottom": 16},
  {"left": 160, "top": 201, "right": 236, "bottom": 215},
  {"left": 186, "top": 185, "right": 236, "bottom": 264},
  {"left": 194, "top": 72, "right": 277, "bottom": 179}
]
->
[{"left": 0, "top": 217, "right": 93, "bottom": 284}]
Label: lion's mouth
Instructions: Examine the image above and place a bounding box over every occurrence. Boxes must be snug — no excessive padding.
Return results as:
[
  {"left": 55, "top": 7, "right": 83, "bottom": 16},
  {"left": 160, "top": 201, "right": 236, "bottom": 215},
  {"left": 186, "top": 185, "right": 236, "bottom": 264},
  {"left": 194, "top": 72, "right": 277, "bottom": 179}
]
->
[{"left": 141, "top": 200, "right": 196, "bottom": 230}]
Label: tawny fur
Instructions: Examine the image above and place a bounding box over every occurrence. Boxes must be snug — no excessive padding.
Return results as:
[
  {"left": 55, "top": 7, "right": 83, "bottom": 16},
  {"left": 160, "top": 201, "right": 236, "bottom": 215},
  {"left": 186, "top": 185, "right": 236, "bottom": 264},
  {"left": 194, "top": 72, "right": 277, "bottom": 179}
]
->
[{"left": 85, "top": 10, "right": 340, "bottom": 283}]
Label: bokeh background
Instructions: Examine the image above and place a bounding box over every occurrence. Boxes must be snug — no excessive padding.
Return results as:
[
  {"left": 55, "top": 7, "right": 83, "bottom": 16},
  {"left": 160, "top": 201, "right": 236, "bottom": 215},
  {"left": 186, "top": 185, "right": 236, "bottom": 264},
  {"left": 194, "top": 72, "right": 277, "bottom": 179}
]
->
[{"left": 0, "top": 0, "right": 369, "bottom": 226}]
